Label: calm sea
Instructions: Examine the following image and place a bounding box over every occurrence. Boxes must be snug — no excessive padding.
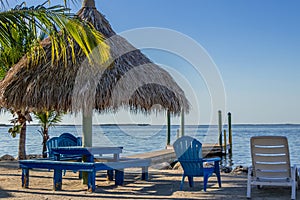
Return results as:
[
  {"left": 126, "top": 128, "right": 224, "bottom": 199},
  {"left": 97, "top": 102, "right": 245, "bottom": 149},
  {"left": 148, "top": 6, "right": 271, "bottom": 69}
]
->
[{"left": 1, "top": 124, "right": 300, "bottom": 168}]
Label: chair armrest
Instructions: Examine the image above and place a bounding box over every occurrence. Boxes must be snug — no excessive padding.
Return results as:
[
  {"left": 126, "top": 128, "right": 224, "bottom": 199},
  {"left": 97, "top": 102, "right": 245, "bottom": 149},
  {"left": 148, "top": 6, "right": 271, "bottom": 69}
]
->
[
  {"left": 291, "top": 165, "right": 297, "bottom": 180},
  {"left": 203, "top": 157, "right": 221, "bottom": 163}
]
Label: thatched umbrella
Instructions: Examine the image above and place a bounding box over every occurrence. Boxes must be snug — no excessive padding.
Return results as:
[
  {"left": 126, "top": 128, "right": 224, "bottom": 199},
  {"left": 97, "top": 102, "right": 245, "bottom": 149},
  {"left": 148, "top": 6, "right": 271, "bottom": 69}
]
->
[{"left": 0, "top": 0, "right": 189, "bottom": 147}]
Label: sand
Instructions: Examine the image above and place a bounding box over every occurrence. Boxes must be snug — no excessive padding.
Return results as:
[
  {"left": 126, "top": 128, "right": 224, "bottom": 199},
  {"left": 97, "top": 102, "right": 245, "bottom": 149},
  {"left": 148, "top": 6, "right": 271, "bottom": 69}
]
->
[{"left": 0, "top": 161, "right": 296, "bottom": 199}]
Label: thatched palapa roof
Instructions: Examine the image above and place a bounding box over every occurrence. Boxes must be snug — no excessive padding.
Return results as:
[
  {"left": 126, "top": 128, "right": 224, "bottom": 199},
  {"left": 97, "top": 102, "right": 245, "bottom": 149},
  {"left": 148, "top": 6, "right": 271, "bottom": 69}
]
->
[{"left": 0, "top": 0, "right": 189, "bottom": 115}]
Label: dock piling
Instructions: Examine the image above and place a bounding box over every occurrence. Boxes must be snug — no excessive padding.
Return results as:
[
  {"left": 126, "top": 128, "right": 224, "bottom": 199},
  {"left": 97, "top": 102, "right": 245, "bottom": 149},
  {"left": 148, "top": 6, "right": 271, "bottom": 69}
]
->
[
  {"left": 228, "top": 112, "right": 232, "bottom": 155},
  {"left": 180, "top": 108, "right": 184, "bottom": 137},
  {"left": 166, "top": 110, "right": 171, "bottom": 147},
  {"left": 218, "top": 110, "right": 223, "bottom": 153}
]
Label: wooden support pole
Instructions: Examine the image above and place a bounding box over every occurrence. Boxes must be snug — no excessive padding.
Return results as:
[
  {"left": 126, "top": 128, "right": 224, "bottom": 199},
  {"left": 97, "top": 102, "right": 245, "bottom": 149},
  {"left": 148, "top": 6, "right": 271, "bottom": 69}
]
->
[
  {"left": 166, "top": 110, "right": 171, "bottom": 146},
  {"left": 228, "top": 112, "right": 232, "bottom": 155},
  {"left": 82, "top": 107, "right": 93, "bottom": 184},
  {"left": 218, "top": 110, "right": 223, "bottom": 153},
  {"left": 180, "top": 108, "right": 184, "bottom": 137},
  {"left": 82, "top": 109, "right": 93, "bottom": 147}
]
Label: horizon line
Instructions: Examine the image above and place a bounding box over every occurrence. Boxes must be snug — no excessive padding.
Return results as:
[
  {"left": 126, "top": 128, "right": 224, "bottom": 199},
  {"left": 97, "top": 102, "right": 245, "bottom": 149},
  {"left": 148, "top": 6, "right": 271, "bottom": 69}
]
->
[{"left": 1, "top": 123, "right": 300, "bottom": 126}]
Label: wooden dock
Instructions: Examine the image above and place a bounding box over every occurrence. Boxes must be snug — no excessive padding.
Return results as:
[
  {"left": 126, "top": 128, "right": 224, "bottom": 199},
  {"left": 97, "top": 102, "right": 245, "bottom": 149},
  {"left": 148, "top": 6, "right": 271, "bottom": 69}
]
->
[
  {"left": 202, "top": 144, "right": 231, "bottom": 156},
  {"left": 128, "top": 148, "right": 176, "bottom": 166},
  {"left": 127, "top": 144, "right": 231, "bottom": 166},
  {"left": 160, "top": 111, "right": 233, "bottom": 166}
]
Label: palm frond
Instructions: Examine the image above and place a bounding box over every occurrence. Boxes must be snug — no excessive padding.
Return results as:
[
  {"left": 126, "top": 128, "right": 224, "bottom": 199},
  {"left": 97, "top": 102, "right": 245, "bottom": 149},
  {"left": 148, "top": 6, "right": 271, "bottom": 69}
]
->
[
  {"left": 0, "top": 3, "right": 109, "bottom": 68},
  {"left": 34, "top": 110, "right": 63, "bottom": 129}
]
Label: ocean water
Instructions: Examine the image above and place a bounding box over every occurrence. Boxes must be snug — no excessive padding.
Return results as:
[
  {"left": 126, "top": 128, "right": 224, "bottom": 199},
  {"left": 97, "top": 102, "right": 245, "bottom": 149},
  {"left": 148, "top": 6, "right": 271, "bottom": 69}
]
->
[{"left": 1, "top": 124, "right": 300, "bottom": 168}]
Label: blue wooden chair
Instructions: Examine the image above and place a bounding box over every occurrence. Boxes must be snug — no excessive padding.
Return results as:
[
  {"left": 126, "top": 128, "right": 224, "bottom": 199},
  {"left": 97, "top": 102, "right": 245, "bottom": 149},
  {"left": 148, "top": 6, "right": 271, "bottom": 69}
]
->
[
  {"left": 173, "top": 136, "right": 222, "bottom": 191},
  {"left": 46, "top": 133, "right": 82, "bottom": 176},
  {"left": 46, "top": 134, "right": 82, "bottom": 159}
]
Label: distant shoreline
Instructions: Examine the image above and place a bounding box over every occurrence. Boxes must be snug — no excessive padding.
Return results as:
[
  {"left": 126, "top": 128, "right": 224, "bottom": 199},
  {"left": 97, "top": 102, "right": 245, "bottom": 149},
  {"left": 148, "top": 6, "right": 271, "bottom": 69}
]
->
[{"left": 1, "top": 123, "right": 300, "bottom": 127}]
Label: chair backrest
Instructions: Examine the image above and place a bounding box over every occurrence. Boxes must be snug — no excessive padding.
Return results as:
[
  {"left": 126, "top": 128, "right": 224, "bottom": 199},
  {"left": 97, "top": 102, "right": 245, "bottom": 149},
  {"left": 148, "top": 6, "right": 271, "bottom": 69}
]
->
[
  {"left": 173, "top": 136, "right": 204, "bottom": 176},
  {"left": 59, "top": 132, "right": 82, "bottom": 146},
  {"left": 251, "top": 136, "right": 291, "bottom": 180},
  {"left": 46, "top": 133, "right": 82, "bottom": 158}
]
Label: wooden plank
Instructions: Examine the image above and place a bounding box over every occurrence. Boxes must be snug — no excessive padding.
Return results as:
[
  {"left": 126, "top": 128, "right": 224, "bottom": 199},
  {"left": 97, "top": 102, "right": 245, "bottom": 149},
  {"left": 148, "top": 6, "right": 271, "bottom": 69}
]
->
[
  {"left": 94, "top": 158, "right": 150, "bottom": 170},
  {"left": 127, "top": 149, "right": 176, "bottom": 165},
  {"left": 19, "top": 160, "right": 95, "bottom": 171}
]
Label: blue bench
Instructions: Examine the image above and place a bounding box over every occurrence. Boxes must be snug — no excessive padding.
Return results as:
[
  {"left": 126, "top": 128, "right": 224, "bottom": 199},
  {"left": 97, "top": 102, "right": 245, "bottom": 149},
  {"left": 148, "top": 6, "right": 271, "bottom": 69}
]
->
[{"left": 19, "top": 158, "right": 150, "bottom": 192}]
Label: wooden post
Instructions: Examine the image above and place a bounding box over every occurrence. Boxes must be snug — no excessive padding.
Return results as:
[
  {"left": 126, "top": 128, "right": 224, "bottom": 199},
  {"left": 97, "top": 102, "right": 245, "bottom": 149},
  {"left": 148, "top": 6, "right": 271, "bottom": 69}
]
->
[
  {"left": 82, "top": 107, "right": 93, "bottom": 184},
  {"left": 218, "top": 110, "right": 223, "bottom": 153},
  {"left": 82, "top": 109, "right": 93, "bottom": 147},
  {"left": 166, "top": 110, "right": 171, "bottom": 147},
  {"left": 223, "top": 129, "right": 227, "bottom": 155},
  {"left": 180, "top": 108, "right": 184, "bottom": 137},
  {"left": 228, "top": 112, "right": 232, "bottom": 155}
]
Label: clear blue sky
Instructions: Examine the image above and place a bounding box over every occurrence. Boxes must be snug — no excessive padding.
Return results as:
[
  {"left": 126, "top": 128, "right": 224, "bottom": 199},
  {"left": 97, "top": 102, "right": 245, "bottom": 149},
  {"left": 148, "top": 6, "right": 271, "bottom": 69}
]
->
[{"left": 2, "top": 0, "right": 300, "bottom": 125}]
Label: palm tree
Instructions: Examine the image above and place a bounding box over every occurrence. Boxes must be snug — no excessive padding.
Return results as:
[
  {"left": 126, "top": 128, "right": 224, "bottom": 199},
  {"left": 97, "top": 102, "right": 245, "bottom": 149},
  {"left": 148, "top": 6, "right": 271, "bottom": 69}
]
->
[
  {"left": 34, "top": 111, "right": 63, "bottom": 158},
  {"left": 0, "top": 1, "right": 109, "bottom": 159},
  {"left": 8, "top": 111, "right": 32, "bottom": 160},
  {"left": 0, "top": 2, "right": 109, "bottom": 73}
]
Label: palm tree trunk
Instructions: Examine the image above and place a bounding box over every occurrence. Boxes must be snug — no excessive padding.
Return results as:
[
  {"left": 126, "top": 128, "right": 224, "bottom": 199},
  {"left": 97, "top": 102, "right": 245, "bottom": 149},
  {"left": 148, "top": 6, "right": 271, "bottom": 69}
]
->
[
  {"left": 18, "top": 114, "right": 27, "bottom": 160},
  {"left": 42, "top": 128, "right": 49, "bottom": 158}
]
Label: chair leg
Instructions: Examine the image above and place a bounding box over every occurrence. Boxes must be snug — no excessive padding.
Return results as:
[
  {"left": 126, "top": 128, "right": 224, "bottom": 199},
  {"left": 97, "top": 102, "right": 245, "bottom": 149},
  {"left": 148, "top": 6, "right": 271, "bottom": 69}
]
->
[
  {"left": 203, "top": 174, "right": 209, "bottom": 192},
  {"left": 115, "top": 170, "right": 124, "bottom": 186},
  {"left": 215, "top": 170, "right": 222, "bottom": 188},
  {"left": 291, "top": 166, "right": 297, "bottom": 200},
  {"left": 180, "top": 175, "right": 185, "bottom": 190},
  {"left": 247, "top": 167, "right": 252, "bottom": 199},
  {"left": 292, "top": 184, "right": 296, "bottom": 200},
  {"left": 213, "top": 160, "right": 221, "bottom": 188},
  {"left": 107, "top": 170, "right": 114, "bottom": 181},
  {"left": 188, "top": 176, "right": 194, "bottom": 187}
]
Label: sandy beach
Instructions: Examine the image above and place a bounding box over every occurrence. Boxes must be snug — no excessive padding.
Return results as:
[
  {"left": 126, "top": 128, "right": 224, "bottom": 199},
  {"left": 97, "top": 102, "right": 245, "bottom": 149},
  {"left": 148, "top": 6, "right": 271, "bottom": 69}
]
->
[{"left": 0, "top": 161, "right": 296, "bottom": 200}]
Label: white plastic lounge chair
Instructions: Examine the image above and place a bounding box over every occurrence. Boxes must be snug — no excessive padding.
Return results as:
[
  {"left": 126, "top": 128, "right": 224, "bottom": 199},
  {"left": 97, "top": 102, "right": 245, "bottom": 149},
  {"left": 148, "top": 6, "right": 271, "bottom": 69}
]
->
[{"left": 247, "top": 136, "right": 297, "bottom": 199}]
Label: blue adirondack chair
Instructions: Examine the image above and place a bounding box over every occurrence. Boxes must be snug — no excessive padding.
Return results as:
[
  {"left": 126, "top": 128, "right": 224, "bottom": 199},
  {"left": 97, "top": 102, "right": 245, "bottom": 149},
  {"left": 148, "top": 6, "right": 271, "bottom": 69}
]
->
[
  {"left": 46, "top": 133, "right": 82, "bottom": 159},
  {"left": 173, "top": 136, "right": 222, "bottom": 191},
  {"left": 46, "top": 133, "right": 82, "bottom": 175}
]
